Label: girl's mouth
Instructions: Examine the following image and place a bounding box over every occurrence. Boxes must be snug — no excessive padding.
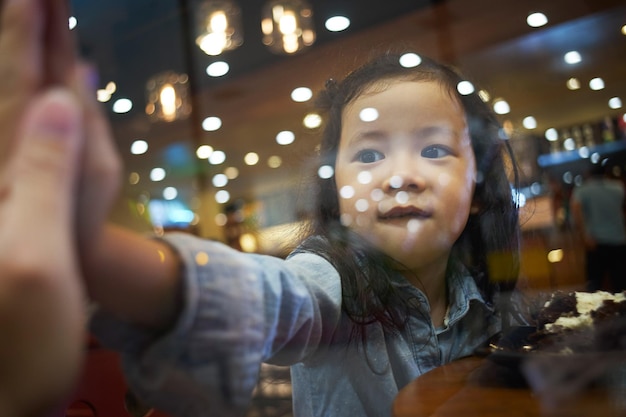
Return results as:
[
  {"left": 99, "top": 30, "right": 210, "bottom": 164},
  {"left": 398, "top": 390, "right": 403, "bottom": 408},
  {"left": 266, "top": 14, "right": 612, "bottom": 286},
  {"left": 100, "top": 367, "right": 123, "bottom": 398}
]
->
[{"left": 378, "top": 206, "right": 432, "bottom": 220}]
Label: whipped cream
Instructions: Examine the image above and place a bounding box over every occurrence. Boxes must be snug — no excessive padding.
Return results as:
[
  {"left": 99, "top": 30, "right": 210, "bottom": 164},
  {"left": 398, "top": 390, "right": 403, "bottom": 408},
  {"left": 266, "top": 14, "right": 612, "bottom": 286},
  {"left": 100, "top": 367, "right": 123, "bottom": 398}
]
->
[{"left": 544, "top": 291, "right": 626, "bottom": 332}]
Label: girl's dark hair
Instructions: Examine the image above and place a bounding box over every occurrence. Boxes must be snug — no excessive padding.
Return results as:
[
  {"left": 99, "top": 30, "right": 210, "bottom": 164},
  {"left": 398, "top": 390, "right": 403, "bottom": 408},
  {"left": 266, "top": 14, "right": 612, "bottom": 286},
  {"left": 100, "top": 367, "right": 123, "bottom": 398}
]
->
[{"left": 297, "top": 51, "right": 520, "bottom": 332}]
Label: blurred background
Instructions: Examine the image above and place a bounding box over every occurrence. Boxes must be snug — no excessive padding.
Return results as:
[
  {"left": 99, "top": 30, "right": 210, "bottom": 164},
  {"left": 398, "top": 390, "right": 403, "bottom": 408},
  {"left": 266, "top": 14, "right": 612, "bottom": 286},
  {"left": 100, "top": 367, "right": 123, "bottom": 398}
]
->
[{"left": 63, "top": 1, "right": 625, "bottom": 415}]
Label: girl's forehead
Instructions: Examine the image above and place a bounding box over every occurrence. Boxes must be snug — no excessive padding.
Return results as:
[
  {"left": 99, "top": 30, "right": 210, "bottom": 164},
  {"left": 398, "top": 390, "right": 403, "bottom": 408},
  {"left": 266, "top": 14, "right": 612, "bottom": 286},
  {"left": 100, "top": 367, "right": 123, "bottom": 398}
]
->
[
  {"left": 343, "top": 79, "right": 465, "bottom": 120},
  {"left": 350, "top": 79, "right": 457, "bottom": 106}
]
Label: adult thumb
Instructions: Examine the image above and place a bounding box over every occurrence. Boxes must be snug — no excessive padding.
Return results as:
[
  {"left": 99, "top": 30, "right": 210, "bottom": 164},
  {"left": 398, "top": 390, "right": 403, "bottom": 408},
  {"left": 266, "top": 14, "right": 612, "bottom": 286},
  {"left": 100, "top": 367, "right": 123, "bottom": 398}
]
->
[{"left": 11, "top": 89, "right": 83, "bottom": 228}]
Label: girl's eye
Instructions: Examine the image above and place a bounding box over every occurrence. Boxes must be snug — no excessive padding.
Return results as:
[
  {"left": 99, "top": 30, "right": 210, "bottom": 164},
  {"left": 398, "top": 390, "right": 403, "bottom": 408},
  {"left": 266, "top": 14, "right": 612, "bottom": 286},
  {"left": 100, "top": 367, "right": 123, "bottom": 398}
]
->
[
  {"left": 355, "top": 149, "right": 385, "bottom": 163},
  {"left": 421, "top": 145, "right": 452, "bottom": 159}
]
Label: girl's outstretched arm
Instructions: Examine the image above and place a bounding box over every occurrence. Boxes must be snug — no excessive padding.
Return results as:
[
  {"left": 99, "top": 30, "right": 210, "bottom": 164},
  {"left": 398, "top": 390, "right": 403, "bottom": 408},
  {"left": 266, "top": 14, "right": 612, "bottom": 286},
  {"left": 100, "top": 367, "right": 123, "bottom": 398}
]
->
[
  {"left": 69, "top": 64, "right": 184, "bottom": 333},
  {"left": 86, "top": 224, "right": 184, "bottom": 332}
]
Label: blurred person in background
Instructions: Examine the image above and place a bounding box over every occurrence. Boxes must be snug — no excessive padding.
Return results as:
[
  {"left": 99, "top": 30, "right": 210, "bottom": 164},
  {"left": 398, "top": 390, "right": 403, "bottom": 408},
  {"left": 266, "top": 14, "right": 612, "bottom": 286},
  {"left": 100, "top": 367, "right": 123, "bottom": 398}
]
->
[{"left": 571, "top": 161, "right": 626, "bottom": 292}]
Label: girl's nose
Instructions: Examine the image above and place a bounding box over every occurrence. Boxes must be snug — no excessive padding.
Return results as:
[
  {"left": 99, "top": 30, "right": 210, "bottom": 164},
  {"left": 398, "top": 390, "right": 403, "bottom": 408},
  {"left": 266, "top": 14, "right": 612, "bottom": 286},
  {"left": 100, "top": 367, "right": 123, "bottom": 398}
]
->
[
  {"left": 381, "top": 150, "right": 427, "bottom": 192},
  {"left": 382, "top": 167, "right": 426, "bottom": 192}
]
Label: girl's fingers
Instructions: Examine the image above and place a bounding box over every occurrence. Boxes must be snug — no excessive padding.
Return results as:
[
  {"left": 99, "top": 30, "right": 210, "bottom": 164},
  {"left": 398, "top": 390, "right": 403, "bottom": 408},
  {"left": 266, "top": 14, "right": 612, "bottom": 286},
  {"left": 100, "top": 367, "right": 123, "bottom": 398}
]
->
[{"left": 72, "top": 63, "right": 122, "bottom": 250}]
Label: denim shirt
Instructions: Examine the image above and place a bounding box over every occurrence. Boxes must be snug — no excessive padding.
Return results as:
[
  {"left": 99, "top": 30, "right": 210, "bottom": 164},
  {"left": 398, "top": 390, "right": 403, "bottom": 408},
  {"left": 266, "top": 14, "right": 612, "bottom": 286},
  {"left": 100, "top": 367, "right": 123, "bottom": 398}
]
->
[{"left": 91, "top": 232, "right": 501, "bottom": 417}]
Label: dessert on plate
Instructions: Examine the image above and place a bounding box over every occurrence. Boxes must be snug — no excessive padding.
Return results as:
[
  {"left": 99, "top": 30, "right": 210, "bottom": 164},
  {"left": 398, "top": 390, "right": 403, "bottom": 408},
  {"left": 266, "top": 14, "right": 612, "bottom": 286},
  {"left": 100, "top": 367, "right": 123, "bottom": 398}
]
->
[{"left": 530, "top": 290, "right": 626, "bottom": 354}]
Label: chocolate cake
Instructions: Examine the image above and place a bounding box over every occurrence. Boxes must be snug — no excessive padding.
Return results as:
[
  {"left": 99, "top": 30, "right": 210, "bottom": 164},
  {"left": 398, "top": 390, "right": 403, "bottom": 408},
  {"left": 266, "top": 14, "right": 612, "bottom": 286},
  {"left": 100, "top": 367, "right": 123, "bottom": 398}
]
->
[{"left": 530, "top": 290, "right": 626, "bottom": 353}]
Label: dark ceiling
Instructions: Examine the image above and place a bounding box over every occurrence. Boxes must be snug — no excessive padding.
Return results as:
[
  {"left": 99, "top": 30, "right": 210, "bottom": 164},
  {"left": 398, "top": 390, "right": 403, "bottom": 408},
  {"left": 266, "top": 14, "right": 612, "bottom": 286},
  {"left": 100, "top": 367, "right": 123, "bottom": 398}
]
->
[
  {"left": 67, "top": 0, "right": 626, "bottom": 229},
  {"left": 70, "top": 0, "right": 435, "bottom": 104}
]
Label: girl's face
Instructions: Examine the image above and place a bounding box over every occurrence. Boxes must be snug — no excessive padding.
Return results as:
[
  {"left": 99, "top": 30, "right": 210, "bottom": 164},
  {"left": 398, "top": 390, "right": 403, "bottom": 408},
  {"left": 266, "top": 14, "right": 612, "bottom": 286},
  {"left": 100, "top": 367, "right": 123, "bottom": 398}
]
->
[{"left": 334, "top": 79, "right": 476, "bottom": 272}]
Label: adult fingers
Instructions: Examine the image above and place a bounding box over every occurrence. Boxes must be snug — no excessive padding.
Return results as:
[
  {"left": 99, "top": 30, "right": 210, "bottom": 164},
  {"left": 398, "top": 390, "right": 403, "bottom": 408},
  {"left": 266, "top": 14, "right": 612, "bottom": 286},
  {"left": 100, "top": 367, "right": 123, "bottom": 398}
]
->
[
  {"left": 10, "top": 88, "right": 83, "bottom": 234},
  {"left": 43, "top": 0, "right": 77, "bottom": 86},
  {"left": 0, "top": 0, "right": 44, "bottom": 94},
  {"left": 0, "top": 0, "right": 77, "bottom": 167},
  {"left": 0, "top": 0, "right": 44, "bottom": 165}
]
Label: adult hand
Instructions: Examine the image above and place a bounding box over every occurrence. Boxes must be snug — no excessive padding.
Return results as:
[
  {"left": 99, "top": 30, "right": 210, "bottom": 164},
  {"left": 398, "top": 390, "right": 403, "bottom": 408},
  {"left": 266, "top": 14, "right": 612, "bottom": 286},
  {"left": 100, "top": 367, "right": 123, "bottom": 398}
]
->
[
  {"left": 0, "top": 89, "right": 86, "bottom": 417},
  {"left": 0, "top": 0, "right": 75, "bottom": 168},
  {"left": 0, "top": 0, "right": 123, "bottom": 279}
]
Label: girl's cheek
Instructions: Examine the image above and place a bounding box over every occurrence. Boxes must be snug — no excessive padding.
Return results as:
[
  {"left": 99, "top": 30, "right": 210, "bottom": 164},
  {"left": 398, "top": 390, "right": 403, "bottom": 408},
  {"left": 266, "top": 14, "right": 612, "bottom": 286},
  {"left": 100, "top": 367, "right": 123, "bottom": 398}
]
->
[{"left": 450, "top": 210, "right": 469, "bottom": 236}]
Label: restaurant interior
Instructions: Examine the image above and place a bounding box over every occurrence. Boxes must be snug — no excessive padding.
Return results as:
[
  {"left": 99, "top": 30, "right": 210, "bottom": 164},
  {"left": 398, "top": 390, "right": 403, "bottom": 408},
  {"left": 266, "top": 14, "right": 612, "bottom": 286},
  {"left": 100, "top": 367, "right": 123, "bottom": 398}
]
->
[{"left": 63, "top": 0, "right": 626, "bottom": 416}]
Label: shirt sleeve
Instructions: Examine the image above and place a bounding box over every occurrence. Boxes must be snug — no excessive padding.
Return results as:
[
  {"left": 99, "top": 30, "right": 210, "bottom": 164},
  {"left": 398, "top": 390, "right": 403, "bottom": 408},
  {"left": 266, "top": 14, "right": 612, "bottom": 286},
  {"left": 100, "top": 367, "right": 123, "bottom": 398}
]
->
[{"left": 89, "top": 232, "right": 342, "bottom": 417}]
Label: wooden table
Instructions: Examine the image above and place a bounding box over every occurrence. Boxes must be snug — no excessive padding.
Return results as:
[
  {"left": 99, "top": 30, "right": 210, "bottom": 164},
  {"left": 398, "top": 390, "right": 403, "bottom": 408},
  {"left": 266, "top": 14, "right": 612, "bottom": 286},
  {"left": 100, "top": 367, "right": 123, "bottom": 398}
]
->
[{"left": 393, "top": 356, "right": 626, "bottom": 417}]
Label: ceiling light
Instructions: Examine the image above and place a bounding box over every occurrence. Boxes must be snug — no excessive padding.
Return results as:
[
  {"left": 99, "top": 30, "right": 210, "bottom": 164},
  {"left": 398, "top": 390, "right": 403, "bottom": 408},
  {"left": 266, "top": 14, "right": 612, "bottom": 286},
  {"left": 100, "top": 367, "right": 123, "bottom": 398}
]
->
[
  {"left": 209, "top": 150, "right": 226, "bottom": 165},
  {"left": 359, "top": 107, "right": 379, "bottom": 122},
  {"left": 215, "top": 190, "right": 231, "bottom": 204},
  {"left": 224, "top": 166, "right": 239, "bottom": 179},
  {"left": 112, "top": 98, "right": 133, "bottom": 114},
  {"left": 196, "top": 145, "right": 214, "bottom": 159},
  {"left": 590, "top": 153, "right": 601, "bottom": 164},
  {"left": 478, "top": 90, "right": 490, "bottom": 102},
  {"left": 564, "top": 51, "right": 581, "bottom": 64},
  {"left": 357, "top": 171, "right": 372, "bottom": 184},
  {"left": 609, "top": 97, "right": 622, "bottom": 109},
  {"left": 526, "top": 12, "right": 548, "bottom": 28},
  {"left": 318, "top": 165, "right": 334, "bottom": 179},
  {"left": 303, "top": 113, "right": 322, "bottom": 129},
  {"left": 522, "top": 116, "right": 537, "bottom": 129},
  {"left": 262, "top": 0, "right": 316, "bottom": 54},
  {"left": 456, "top": 81, "right": 475, "bottom": 96},
  {"left": 268, "top": 155, "right": 282, "bottom": 168},
  {"left": 215, "top": 213, "right": 228, "bottom": 226},
  {"left": 150, "top": 167, "right": 166, "bottom": 181},
  {"left": 563, "top": 138, "right": 576, "bottom": 151},
  {"left": 97, "top": 89, "right": 112, "bottom": 102},
  {"left": 622, "top": 24, "right": 626, "bottom": 36},
  {"left": 276, "top": 130, "right": 295, "bottom": 145},
  {"left": 145, "top": 71, "right": 191, "bottom": 122},
  {"left": 545, "top": 128, "right": 558, "bottom": 141},
  {"left": 195, "top": 0, "right": 243, "bottom": 56},
  {"left": 492, "top": 99, "right": 510, "bottom": 115},
  {"left": 131, "top": 140, "right": 149, "bottom": 155},
  {"left": 68, "top": 16, "right": 77, "bottom": 30},
  {"left": 244, "top": 152, "right": 260, "bottom": 165},
  {"left": 206, "top": 61, "right": 230, "bottom": 77},
  {"left": 589, "top": 77, "right": 605, "bottom": 90},
  {"left": 578, "top": 147, "right": 590, "bottom": 159},
  {"left": 202, "top": 116, "right": 222, "bottom": 131},
  {"left": 325, "top": 16, "right": 350, "bottom": 32},
  {"left": 212, "top": 173, "right": 229, "bottom": 187},
  {"left": 129, "top": 172, "right": 140, "bottom": 185},
  {"left": 291, "top": 86, "right": 313, "bottom": 102},
  {"left": 566, "top": 77, "right": 581, "bottom": 90},
  {"left": 399, "top": 53, "right": 421, "bottom": 68},
  {"left": 163, "top": 187, "right": 178, "bottom": 200}
]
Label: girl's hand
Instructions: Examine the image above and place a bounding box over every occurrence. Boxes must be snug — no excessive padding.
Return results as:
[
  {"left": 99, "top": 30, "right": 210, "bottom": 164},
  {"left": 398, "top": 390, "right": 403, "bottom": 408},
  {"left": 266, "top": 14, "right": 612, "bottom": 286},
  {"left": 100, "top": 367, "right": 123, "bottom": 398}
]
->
[{"left": 71, "top": 63, "right": 122, "bottom": 264}]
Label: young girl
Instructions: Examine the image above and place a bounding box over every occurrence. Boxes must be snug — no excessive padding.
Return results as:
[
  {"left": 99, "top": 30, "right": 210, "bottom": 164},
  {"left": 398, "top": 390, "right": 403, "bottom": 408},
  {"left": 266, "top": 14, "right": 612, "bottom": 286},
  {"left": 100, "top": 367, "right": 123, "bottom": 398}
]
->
[{"left": 83, "top": 51, "right": 522, "bottom": 417}]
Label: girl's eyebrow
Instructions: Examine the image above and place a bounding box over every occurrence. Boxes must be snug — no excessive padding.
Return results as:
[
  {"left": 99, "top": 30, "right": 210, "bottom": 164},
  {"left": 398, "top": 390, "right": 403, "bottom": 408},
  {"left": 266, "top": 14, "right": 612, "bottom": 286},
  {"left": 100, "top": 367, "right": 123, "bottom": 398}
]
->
[
  {"left": 345, "top": 130, "right": 387, "bottom": 146},
  {"left": 345, "top": 124, "right": 459, "bottom": 147},
  {"left": 414, "top": 125, "right": 456, "bottom": 138}
]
